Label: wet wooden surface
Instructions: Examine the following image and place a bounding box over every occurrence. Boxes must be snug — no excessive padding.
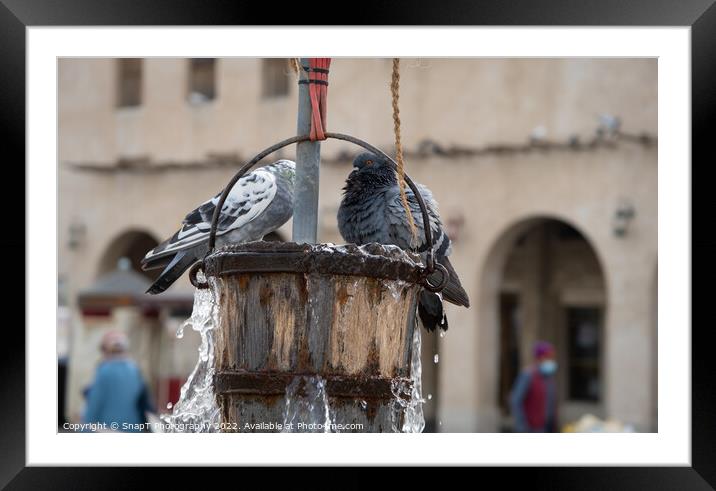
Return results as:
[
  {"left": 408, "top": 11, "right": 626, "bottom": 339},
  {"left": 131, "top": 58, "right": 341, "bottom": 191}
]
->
[{"left": 212, "top": 266, "right": 419, "bottom": 432}]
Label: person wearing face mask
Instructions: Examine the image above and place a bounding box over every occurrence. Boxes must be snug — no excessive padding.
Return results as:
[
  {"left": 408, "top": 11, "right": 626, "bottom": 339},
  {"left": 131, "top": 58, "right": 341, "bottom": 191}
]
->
[{"left": 509, "top": 341, "right": 559, "bottom": 432}]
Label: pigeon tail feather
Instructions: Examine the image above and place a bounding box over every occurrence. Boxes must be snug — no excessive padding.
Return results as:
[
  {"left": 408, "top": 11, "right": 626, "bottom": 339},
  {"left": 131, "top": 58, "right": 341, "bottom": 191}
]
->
[
  {"left": 437, "top": 256, "right": 470, "bottom": 307},
  {"left": 146, "top": 246, "right": 203, "bottom": 295},
  {"left": 140, "top": 250, "right": 174, "bottom": 272},
  {"left": 417, "top": 290, "right": 448, "bottom": 332}
]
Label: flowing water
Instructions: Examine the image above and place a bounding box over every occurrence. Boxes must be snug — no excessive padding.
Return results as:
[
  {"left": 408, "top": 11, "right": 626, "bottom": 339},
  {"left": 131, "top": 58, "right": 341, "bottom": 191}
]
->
[
  {"left": 161, "top": 277, "right": 221, "bottom": 433},
  {"left": 280, "top": 375, "right": 333, "bottom": 433},
  {"left": 391, "top": 325, "right": 426, "bottom": 433}
]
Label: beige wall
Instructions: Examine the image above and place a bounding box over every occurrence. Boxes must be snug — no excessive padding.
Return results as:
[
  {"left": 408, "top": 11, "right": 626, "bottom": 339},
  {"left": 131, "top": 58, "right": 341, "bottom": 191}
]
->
[
  {"left": 59, "top": 58, "right": 657, "bottom": 165},
  {"left": 59, "top": 58, "right": 657, "bottom": 431}
]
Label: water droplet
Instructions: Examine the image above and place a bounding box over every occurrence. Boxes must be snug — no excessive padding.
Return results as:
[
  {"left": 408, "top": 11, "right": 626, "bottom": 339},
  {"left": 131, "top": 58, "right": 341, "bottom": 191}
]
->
[
  {"left": 439, "top": 331, "right": 446, "bottom": 338},
  {"left": 166, "top": 402, "right": 173, "bottom": 409},
  {"left": 360, "top": 400, "right": 368, "bottom": 410},
  {"left": 439, "top": 420, "right": 443, "bottom": 426},
  {"left": 176, "top": 321, "right": 186, "bottom": 339},
  {"left": 433, "top": 354, "right": 439, "bottom": 364},
  {"left": 427, "top": 394, "right": 432, "bottom": 400}
]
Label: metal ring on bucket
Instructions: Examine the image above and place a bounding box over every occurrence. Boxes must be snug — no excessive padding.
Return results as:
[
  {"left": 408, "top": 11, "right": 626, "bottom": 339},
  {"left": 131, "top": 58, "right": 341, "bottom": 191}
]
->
[
  {"left": 189, "top": 262, "right": 209, "bottom": 290},
  {"left": 421, "top": 262, "right": 449, "bottom": 293}
]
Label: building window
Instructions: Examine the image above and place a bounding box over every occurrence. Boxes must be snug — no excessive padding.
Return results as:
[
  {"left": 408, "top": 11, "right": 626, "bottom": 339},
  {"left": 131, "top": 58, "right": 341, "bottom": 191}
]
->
[
  {"left": 188, "top": 58, "right": 217, "bottom": 104},
  {"left": 566, "top": 307, "right": 603, "bottom": 402},
  {"left": 116, "top": 58, "right": 142, "bottom": 108},
  {"left": 261, "top": 59, "right": 290, "bottom": 98}
]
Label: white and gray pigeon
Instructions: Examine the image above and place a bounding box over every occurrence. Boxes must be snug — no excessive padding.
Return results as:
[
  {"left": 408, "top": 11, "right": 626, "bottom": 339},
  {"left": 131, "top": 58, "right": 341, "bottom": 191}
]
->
[
  {"left": 337, "top": 152, "right": 470, "bottom": 332},
  {"left": 141, "top": 159, "right": 296, "bottom": 294}
]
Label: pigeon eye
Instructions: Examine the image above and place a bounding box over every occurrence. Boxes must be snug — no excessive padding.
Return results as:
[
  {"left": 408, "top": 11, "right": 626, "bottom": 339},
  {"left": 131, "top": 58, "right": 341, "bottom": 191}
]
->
[{"left": 365, "top": 160, "right": 373, "bottom": 166}]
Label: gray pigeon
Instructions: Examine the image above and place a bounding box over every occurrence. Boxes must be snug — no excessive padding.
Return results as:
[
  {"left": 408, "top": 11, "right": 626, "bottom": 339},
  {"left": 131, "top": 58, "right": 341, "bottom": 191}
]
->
[
  {"left": 337, "top": 152, "right": 469, "bottom": 332},
  {"left": 141, "top": 159, "right": 296, "bottom": 294}
]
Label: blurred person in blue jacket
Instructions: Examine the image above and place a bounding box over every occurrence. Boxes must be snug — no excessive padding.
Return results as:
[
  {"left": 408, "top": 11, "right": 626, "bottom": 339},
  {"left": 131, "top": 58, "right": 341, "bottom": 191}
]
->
[
  {"left": 82, "top": 330, "right": 155, "bottom": 432},
  {"left": 509, "top": 340, "right": 559, "bottom": 432}
]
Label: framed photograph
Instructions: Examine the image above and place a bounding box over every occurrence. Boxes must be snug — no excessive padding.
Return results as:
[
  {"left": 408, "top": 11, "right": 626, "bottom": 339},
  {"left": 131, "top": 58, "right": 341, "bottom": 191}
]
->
[{"left": 4, "top": 0, "right": 711, "bottom": 486}]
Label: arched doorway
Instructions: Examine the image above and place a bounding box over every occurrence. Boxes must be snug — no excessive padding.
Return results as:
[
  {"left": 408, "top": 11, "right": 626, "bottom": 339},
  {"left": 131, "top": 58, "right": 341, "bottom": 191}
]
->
[
  {"left": 98, "top": 229, "right": 161, "bottom": 281},
  {"left": 479, "top": 216, "right": 607, "bottom": 432}
]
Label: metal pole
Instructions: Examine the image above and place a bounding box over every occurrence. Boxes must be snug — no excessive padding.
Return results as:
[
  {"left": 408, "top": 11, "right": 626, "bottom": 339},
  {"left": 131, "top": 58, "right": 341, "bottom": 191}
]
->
[{"left": 292, "top": 58, "right": 320, "bottom": 244}]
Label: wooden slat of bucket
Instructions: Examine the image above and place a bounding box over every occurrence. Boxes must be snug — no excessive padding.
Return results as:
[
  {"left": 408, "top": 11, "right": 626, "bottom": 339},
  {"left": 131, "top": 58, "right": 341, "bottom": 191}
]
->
[
  {"left": 219, "top": 396, "right": 399, "bottom": 433},
  {"left": 205, "top": 242, "right": 423, "bottom": 432}
]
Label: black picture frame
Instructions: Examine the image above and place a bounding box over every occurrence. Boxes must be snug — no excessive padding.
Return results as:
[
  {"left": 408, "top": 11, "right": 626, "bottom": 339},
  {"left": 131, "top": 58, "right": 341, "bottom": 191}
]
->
[{"left": 3, "top": 0, "right": 712, "bottom": 487}]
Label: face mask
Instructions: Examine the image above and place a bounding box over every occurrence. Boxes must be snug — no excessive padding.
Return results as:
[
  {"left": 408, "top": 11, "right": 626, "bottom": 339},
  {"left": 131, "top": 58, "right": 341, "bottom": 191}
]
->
[{"left": 539, "top": 360, "right": 558, "bottom": 375}]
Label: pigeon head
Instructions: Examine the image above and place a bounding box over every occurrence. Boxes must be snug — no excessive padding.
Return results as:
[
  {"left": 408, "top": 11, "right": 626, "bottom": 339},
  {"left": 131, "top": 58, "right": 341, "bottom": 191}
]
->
[
  {"left": 352, "top": 152, "right": 391, "bottom": 172},
  {"left": 347, "top": 152, "right": 396, "bottom": 186},
  {"left": 271, "top": 159, "right": 296, "bottom": 184}
]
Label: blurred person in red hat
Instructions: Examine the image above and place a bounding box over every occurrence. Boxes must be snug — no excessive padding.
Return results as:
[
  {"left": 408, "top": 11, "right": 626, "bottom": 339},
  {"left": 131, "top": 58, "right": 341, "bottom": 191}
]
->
[
  {"left": 509, "top": 340, "right": 559, "bottom": 432},
  {"left": 82, "top": 330, "right": 156, "bottom": 432}
]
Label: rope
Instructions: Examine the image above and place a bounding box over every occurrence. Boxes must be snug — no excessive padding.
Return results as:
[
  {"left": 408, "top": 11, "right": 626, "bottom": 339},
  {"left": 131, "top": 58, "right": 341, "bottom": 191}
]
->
[
  {"left": 288, "top": 58, "right": 301, "bottom": 76},
  {"left": 290, "top": 58, "right": 330, "bottom": 140},
  {"left": 391, "top": 58, "right": 418, "bottom": 243},
  {"left": 303, "top": 58, "right": 331, "bottom": 141}
]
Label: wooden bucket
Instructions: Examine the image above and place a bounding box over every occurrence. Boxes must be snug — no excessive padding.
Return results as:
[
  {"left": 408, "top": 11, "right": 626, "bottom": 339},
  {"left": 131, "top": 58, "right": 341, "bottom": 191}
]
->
[{"left": 203, "top": 241, "right": 424, "bottom": 432}]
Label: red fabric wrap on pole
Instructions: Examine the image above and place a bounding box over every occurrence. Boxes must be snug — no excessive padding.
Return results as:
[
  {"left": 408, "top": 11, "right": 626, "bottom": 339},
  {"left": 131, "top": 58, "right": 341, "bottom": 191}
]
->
[{"left": 308, "top": 58, "right": 331, "bottom": 141}]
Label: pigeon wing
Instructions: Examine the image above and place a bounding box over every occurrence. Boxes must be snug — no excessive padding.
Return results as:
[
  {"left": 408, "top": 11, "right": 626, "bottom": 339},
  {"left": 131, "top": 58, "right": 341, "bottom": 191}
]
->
[
  {"left": 384, "top": 184, "right": 443, "bottom": 252},
  {"left": 385, "top": 185, "right": 468, "bottom": 307},
  {"left": 142, "top": 169, "right": 278, "bottom": 265}
]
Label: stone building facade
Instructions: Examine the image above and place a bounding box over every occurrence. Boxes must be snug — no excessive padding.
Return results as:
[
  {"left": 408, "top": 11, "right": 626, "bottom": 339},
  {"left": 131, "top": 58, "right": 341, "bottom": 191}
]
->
[{"left": 59, "top": 58, "right": 657, "bottom": 431}]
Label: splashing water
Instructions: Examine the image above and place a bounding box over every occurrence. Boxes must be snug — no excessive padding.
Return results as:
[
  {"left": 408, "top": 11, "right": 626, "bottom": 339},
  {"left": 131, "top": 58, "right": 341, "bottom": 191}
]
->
[
  {"left": 281, "top": 375, "right": 333, "bottom": 433},
  {"left": 391, "top": 326, "right": 426, "bottom": 433},
  {"left": 176, "top": 321, "right": 185, "bottom": 339},
  {"left": 385, "top": 279, "right": 409, "bottom": 301},
  {"left": 161, "top": 281, "right": 221, "bottom": 433}
]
